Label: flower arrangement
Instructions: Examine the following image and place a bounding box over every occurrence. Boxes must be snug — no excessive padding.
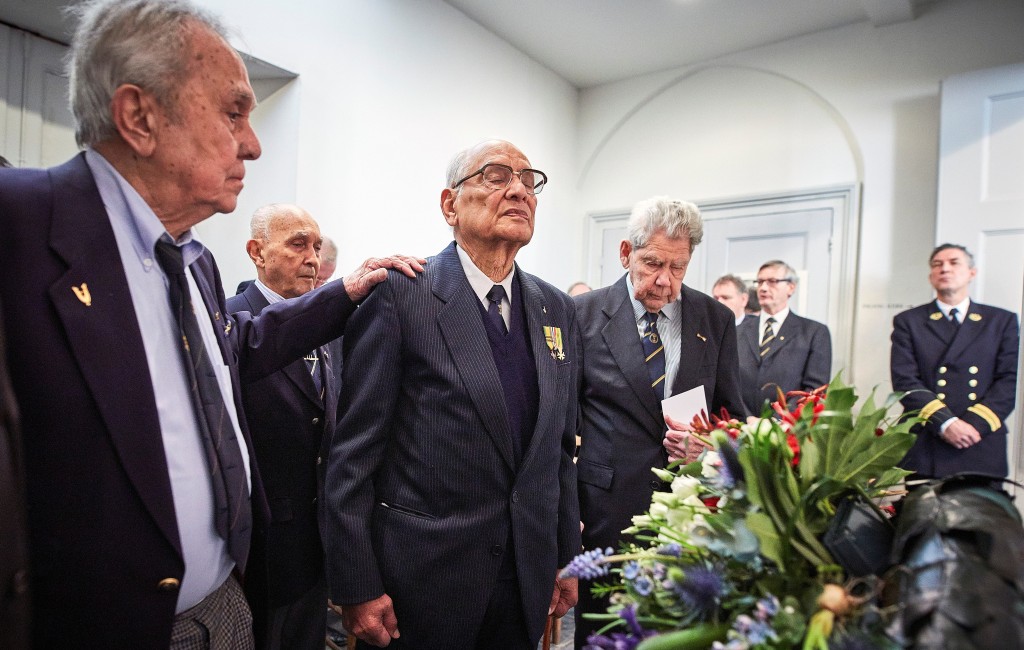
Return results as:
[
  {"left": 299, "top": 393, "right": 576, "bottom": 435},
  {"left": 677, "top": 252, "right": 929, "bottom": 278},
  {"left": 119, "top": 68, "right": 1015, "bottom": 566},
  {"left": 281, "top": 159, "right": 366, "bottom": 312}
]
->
[{"left": 565, "top": 377, "right": 921, "bottom": 650}]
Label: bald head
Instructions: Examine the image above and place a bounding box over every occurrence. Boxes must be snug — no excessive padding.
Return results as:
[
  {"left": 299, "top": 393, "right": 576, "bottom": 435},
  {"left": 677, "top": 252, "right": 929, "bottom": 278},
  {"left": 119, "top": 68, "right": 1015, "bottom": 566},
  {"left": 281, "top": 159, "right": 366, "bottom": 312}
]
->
[{"left": 246, "top": 203, "right": 322, "bottom": 298}]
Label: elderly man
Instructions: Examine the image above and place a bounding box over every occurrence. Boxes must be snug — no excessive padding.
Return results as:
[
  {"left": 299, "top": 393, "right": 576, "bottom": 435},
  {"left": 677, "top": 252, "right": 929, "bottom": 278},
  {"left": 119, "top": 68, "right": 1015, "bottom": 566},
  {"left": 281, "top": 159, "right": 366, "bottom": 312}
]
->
[
  {"left": 226, "top": 204, "right": 337, "bottom": 649},
  {"left": 316, "top": 237, "right": 339, "bottom": 288},
  {"left": 573, "top": 196, "right": 746, "bottom": 644},
  {"left": 712, "top": 274, "right": 751, "bottom": 326},
  {"left": 325, "top": 140, "right": 580, "bottom": 649},
  {"left": 891, "top": 244, "right": 1019, "bottom": 479},
  {"left": 0, "top": 1, "right": 419, "bottom": 647},
  {"left": 737, "top": 260, "right": 832, "bottom": 413}
]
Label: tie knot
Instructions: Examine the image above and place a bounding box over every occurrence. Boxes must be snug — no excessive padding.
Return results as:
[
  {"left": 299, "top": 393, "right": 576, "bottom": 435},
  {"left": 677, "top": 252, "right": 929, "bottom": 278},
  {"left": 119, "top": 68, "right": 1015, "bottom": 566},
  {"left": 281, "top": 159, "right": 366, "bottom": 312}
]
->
[
  {"left": 644, "top": 311, "right": 659, "bottom": 327},
  {"left": 487, "top": 284, "right": 507, "bottom": 304},
  {"left": 949, "top": 308, "right": 959, "bottom": 322},
  {"left": 766, "top": 317, "right": 776, "bottom": 325},
  {"left": 154, "top": 240, "right": 185, "bottom": 277}
]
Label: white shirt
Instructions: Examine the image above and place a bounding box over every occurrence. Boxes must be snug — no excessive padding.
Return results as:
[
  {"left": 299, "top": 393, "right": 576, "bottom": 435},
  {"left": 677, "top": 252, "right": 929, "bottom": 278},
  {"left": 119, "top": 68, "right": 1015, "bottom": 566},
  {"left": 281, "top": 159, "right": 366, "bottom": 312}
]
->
[
  {"left": 456, "top": 244, "right": 514, "bottom": 331},
  {"left": 936, "top": 297, "right": 970, "bottom": 324},
  {"left": 759, "top": 306, "right": 790, "bottom": 340}
]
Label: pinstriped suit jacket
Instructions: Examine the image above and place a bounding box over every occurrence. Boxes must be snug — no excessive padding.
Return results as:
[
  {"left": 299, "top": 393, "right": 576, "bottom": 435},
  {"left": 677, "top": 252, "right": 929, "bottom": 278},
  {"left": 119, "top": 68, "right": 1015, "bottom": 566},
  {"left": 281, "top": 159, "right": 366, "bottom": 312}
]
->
[{"left": 324, "top": 242, "right": 581, "bottom": 648}]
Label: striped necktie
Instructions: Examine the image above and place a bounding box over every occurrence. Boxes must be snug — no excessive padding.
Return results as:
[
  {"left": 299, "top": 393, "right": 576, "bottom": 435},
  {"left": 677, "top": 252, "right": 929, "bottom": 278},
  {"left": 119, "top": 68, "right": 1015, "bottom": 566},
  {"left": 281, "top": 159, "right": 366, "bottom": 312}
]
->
[
  {"left": 641, "top": 312, "right": 666, "bottom": 400},
  {"left": 760, "top": 317, "right": 776, "bottom": 358}
]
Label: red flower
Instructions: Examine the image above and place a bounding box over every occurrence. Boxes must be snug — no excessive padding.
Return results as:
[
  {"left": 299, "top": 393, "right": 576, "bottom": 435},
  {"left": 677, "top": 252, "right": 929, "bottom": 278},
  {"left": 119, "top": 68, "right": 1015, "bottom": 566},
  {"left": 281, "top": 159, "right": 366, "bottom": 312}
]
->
[
  {"left": 786, "top": 431, "right": 801, "bottom": 467},
  {"left": 702, "top": 496, "right": 721, "bottom": 511}
]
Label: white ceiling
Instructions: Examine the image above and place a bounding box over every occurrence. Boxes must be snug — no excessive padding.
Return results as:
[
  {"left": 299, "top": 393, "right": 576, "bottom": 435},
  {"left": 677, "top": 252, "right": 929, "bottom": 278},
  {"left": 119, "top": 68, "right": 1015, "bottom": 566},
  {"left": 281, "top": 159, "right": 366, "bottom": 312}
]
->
[
  {"left": 1, "top": 0, "right": 933, "bottom": 89},
  {"left": 442, "top": 0, "right": 933, "bottom": 88}
]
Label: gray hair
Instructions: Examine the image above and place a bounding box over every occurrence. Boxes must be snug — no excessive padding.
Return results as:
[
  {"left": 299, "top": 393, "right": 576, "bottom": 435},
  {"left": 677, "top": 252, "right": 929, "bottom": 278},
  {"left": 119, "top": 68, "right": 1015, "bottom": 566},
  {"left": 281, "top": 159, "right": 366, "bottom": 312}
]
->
[
  {"left": 626, "top": 196, "right": 704, "bottom": 251},
  {"left": 67, "top": 0, "right": 229, "bottom": 147},
  {"left": 930, "top": 243, "right": 975, "bottom": 268},
  {"left": 714, "top": 274, "right": 746, "bottom": 295},
  {"left": 250, "top": 203, "right": 304, "bottom": 241},
  {"left": 759, "top": 259, "right": 799, "bottom": 285},
  {"left": 321, "top": 237, "right": 338, "bottom": 264}
]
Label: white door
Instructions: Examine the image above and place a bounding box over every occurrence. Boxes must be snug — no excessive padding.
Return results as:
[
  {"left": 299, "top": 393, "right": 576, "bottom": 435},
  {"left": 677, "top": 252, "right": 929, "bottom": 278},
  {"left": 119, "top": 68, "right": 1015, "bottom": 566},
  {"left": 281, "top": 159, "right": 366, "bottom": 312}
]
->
[
  {"left": 935, "top": 61, "right": 1024, "bottom": 498},
  {"left": 0, "top": 25, "right": 77, "bottom": 168}
]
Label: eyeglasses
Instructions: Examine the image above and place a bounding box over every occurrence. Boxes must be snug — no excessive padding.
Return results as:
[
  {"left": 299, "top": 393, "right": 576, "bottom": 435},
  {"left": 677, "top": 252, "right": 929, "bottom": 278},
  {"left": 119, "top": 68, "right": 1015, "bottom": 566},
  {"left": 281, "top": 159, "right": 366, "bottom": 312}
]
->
[
  {"left": 755, "top": 278, "right": 794, "bottom": 287},
  {"left": 453, "top": 163, "right": 548, "bottom": 195}
]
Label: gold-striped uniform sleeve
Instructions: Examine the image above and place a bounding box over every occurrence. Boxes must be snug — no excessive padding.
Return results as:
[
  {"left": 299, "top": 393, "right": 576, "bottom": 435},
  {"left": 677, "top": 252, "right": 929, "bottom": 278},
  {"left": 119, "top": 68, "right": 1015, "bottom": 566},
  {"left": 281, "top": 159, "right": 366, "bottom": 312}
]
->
[
  {"left": 919, "top": 398, "right": 946, "bottom": 422},
  {"left": 967, "top": 404, "right": 1001, "bottom": 431}
]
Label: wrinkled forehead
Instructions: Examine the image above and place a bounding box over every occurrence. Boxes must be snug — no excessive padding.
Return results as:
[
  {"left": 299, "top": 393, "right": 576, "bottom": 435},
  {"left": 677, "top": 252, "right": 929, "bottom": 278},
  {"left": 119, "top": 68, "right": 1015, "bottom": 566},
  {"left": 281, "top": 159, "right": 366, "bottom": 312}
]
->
[
  {"left": 468, "top": 141, "right": 531, "bottom": 170},
  {"left": 183, "top": 23, "right": 256, "bottom": 101}
]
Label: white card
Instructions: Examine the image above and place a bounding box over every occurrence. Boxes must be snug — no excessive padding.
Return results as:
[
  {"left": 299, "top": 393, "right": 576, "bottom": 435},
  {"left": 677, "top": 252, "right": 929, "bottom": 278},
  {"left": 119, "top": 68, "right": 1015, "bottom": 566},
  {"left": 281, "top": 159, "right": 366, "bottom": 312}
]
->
[{"left": 661, "top": 384, "right": 707, "bottom": 426}]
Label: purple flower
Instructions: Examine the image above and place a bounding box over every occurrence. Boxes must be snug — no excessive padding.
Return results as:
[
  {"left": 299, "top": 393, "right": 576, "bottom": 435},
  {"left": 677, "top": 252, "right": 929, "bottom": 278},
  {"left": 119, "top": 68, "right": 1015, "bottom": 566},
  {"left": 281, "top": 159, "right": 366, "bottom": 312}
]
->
[
  {"left": 563, "top": 547, "right": 614, "bottom": 580},
  {"left": 633, "top": 575, "right": 654, "bottom": 596},
  {"left": 675, "top": 566, "right": 725, "bottom": 616},
  {"left": 584, "top": 606, "right": 657, "bottom": 650},
  {"left": 622, "top": 561, "right": 640, "bottom": 580},
  {"left": 657, "top": 542, "right": 683, "bottom": 557}
]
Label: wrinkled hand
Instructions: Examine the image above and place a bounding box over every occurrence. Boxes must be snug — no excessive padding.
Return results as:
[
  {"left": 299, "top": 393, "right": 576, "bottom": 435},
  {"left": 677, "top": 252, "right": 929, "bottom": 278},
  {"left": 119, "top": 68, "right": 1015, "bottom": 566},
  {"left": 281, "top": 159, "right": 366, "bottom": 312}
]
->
[
  {"left": 940, "top": 418, "right": 981, "bottom": 450},
  {"left": 549, "top": 575, "right": 578, "bottom": 618},
  {"left": 343, "top": 254, "right": 425, "bottom": 302},
  {"left": 663, "top": 414, "right": 708, "bottom": 463},
  {"left": 341, "top": 594, "right": 400, "bottom": 647}
]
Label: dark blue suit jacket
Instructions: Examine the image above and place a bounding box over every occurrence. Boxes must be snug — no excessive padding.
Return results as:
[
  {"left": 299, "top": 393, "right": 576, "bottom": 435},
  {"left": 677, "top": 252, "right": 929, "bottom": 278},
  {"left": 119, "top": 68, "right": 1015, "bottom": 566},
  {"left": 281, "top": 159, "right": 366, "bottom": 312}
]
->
[
  {"left": 0, "top": 154, "right": 358, "bottom": 648},
  {"left": 324, "top": 242, "right": 581, "bottom": 648},
  {"left": 226, "top": 284, "right": 338, "bottom": 607},
  {"left": 575, "top": 278, "right": 746, "bottom": 554},
  {"left": 737, "top": 311, "right": 832, "bottom": 413},
  {"left": 891, "top": 300, "right": 1019, "bottom": 477}
]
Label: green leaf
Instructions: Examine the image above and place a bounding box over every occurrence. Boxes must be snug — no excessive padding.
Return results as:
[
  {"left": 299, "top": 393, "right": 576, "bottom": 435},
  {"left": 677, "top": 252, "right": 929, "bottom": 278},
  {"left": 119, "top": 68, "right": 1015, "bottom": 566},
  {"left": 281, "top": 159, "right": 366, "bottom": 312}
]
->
[{"left": 747, "top": 511, "right": 786, "bottom": 569}]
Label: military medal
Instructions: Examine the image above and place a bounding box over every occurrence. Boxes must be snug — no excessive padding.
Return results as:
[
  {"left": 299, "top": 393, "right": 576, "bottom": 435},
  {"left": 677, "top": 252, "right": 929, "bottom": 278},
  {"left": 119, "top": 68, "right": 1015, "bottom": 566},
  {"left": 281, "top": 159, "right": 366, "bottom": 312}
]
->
[{"left": 543, "top": 325, "right": 565, "bottom": 360}]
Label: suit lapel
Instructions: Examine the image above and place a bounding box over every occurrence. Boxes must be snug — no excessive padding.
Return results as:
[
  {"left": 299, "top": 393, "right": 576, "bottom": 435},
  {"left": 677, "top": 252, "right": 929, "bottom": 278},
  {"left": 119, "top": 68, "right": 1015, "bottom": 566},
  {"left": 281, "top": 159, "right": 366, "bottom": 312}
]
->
[
  {"left": 669, "top": 286, "right": 708, "bottom": 397},
  {"left": 47, "top": 155, "right": 180, "bottom": 551},
  {"left": 602, "top": 277, "right": 663, "bottom": 429},
  {"left": 941, "top": 303, "right": 982, "bottom": 364},
  {"left": 741, "top": 316, "right": 761, "bottom": 364},
  {"left": 433, "top": 244, "right": 516, "bottom": 471},
  {"left": 923, "top": 301, "right": 955, "bottom": 347},
  {"left": 764, "top": 314, "right": 796, "bottom": 362},
  {"left": 517, "top": 271, "right": 558, "bottom": 468}
]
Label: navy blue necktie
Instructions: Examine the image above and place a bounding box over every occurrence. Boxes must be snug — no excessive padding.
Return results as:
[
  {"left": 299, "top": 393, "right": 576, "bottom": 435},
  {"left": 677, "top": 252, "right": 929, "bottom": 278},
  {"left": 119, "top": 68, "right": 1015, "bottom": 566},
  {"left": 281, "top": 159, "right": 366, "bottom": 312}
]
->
[
  {"left": 155, "top": 241, "right": 252, "bottom": 572},
  {"left": 641, "top": 312, "right": 666, "bottom": 400},
  {"left": 487, "top": 285, "right": 508, "bottom": 334}
]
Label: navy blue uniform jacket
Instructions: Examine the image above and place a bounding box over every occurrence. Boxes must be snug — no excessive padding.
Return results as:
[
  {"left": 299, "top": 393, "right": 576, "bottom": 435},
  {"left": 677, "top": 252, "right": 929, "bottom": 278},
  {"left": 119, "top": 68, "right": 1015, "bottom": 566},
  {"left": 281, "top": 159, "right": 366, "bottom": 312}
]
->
[{"left": 891, "top": 300, "right": 1019, "bottom": 477}]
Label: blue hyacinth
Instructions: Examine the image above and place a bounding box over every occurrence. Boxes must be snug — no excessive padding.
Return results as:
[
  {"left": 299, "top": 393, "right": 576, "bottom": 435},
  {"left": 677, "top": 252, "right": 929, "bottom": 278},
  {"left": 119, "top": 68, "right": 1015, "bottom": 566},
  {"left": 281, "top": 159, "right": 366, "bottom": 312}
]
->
[{"left": 562, "top": 547, "right": 614, "bottom": 580}]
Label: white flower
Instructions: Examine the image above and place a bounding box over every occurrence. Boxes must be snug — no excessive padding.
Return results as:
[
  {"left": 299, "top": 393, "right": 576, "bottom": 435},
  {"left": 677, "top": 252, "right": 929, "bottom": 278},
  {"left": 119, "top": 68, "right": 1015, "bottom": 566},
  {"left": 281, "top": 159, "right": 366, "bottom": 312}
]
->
[
  {"left": 701, "top": 451, "right": 722, "bottom": 479},
  {"left": 671, "top": 475, "right": 701, "bottom": 500}
]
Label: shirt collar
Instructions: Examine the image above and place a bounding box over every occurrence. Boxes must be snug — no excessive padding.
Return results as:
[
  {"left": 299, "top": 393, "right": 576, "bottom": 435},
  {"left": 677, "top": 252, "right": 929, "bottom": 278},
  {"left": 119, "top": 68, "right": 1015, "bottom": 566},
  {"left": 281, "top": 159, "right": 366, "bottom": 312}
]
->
[
  {"left": 760, "top": 306, "right": 790, "bottom": 331},
  {"left": 254, "top": 278, "right": 285, "bottom": 305},
  {"left": 936, "top": 297, "right": 970, "bottom": 320},
  {"left": 455, "top": 243, "right": 514, "bottom": 304}
]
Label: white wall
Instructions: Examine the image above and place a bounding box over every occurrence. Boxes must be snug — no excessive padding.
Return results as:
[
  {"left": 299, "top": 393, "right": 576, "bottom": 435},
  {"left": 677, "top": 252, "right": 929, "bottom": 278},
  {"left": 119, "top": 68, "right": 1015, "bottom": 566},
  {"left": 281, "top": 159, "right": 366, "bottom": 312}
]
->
[
  {"left": 194, "top": 0, "right": 580, "bottom": 293},
  {"left": 575, "top": 0, "right": 1024, "bottom": 398}
]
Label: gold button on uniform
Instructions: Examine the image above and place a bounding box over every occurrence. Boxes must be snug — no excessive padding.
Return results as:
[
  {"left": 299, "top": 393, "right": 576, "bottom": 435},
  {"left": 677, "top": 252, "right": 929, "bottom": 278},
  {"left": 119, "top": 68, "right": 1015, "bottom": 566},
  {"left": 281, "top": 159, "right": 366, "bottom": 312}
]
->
[
  {"left": 939, "top": 366, "right": 947, "bottom": 374},
  {"left": 157, "top": 578, "right": 180, "bottom": 591},
  {"left": 969, "top": 379, "right": 978, "bottom": 387},
  {"left": 937, "top": 379, "right": 947, "bottom": 387},
  {"left": 969, "top": 366, "right": 978, "bottom": 374},
  {"left": 969, "top": 393, "right": 977, "bottom": 401},
  {"left": 937, "top": 393, "right": 946, "bottom": 400}
]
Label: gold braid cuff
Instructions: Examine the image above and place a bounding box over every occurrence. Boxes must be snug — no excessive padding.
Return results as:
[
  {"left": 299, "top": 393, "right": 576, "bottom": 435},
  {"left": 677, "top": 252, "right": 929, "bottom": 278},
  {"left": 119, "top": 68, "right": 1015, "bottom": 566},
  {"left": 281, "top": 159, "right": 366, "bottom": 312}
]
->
[
  {"left": 968, "top": 404, "right": 1001, "bottom": 432},
  {"left": 920, "top": 399, "right": 946, "bottom": 422}
]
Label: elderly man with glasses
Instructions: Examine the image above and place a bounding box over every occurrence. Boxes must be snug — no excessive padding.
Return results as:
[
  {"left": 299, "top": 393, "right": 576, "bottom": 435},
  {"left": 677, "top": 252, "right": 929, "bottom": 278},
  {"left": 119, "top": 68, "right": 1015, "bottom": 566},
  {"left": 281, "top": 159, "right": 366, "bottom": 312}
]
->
[
  {"left": 737, "top": 259, "right": 832, "bottom": 412},
  {"left": 324, "top": 140, "right": 580, "bottom": 649}
]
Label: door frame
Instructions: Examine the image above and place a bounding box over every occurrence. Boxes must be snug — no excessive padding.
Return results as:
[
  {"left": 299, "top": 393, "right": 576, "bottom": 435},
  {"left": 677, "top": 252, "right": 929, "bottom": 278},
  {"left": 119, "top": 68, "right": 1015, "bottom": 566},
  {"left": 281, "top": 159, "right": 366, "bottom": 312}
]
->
[{"left": 585, "top": 184, "right": 861, "bottom": 382}]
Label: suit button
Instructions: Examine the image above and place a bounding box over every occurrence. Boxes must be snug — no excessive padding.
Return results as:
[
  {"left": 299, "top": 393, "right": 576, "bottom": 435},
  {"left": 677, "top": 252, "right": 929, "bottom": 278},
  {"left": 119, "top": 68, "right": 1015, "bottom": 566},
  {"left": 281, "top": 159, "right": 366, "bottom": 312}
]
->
[
  {"left": 157, "top": 578, "right": 180, "bottom": 592},
  {"left": 312, "top": 417, "right": 320, "bottom": 425},
  {"left": 650, "top": 480, "right": 661, "bottom": 490},
  {"left": 511, "top": 491, "right": 519, "bottom": 504},
  {"left": 937, "top": 379, "right": 946, "bottom": 387},
  {"left": 969, "top": 366, "right": 979, "bottom": 374},
  {"left": 969, "top": 393, "right": 977, "bottom": 401},
  {"left": 969, "top": 379, "right": 978, "bottom": 387},
  {"left": 937, "top": 393, "right": 946, "bottom": 400},
  {"left": 316, "top": 456, "right": 322, "bottom": 465},
  {"left": 490, "top": 545, "right": 503, "bottom": 556},
  {"left": 938, "top": 366, "right": 947, "bottom": 374}
]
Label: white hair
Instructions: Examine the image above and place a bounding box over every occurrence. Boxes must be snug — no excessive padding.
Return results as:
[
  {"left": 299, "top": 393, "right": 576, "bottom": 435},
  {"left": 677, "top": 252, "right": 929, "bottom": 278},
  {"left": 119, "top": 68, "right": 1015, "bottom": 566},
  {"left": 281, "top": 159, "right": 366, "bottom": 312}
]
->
[{"left": 626, "top": 196, "right": 704, "bottom": 251}]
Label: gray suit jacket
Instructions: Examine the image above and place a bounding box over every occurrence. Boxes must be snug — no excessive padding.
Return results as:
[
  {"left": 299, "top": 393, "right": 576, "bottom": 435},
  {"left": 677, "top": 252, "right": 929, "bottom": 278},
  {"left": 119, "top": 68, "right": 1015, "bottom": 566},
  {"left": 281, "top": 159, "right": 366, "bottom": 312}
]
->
[
  {"left": 575, "top": 277, "right": 746, "bottom": 553},
  {"left": 737, "top": 311, "right": 832, "bottom": 413},
  {"left": 324, "top": 242, "right": 581, "bottom": 648}
]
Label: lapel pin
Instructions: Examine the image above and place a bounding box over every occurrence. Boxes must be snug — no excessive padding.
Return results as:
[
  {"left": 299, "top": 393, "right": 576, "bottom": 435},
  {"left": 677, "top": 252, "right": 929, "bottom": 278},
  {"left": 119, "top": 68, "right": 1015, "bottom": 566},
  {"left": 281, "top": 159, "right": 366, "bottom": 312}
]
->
[
  {"left": 696, "top": 332, "right": 707, "bottom": 342},
  {"left": 930, "top": 312, "right": 942, "bottom": 320},
  {"left": 542, "top": 305, "right": 547, "bottom": 314},
  {"left": 223, "top": 321, "right": 232, "bottom": 335},
  {"left": 72, "top": 283, "right": 92, "bottom": 307},
  {"left": 969, "top": 313, "right": 982, "bottom": 321}
]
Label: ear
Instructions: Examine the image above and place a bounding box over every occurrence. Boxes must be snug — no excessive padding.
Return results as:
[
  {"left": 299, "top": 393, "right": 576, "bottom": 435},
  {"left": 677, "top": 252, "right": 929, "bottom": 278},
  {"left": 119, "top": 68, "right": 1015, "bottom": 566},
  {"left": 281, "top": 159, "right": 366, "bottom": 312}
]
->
[
  {"left": 245, "top": 239, "right": 264, "bottom": 267},
  {"left": 440, "top": 188, "right": 458, "bottom": 226},
  {"left": 619, "top": 240, "right": 632, "bottom": 269},
  {"left": 739, "top": 292, "right": 749, "bottom": 308},
  {"left": 109, "top": 84, "right": 160, "bottom": 157}
]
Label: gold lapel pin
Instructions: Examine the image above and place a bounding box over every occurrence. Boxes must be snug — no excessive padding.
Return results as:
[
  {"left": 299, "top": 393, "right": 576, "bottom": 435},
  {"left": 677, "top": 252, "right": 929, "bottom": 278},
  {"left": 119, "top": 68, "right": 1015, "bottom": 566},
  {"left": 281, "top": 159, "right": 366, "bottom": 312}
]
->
[
  {"left": 969, "top": 313, "right": 982, "bottom": 321},
  {"left": 696, "top": 332, "right": 707, "bottom": 342},
  {"left": 930, "top": 312, "right": 942, "bottom": 320},
  {"left": 72, "top": 283, "right": 92, "bottom": 307}
]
